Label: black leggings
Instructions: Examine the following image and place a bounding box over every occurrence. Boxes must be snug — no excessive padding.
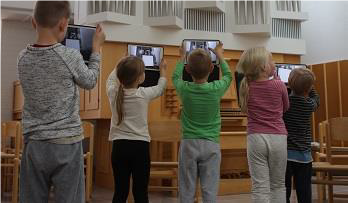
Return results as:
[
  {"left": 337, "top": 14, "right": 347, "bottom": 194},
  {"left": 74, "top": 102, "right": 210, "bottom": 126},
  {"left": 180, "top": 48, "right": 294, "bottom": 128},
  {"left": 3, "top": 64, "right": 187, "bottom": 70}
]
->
[
  {"left": 111, "top": 139, "right": 150, "bottom": 203},
  {"left": 285, "top": 161, "right": 312, "bottom": 203}
]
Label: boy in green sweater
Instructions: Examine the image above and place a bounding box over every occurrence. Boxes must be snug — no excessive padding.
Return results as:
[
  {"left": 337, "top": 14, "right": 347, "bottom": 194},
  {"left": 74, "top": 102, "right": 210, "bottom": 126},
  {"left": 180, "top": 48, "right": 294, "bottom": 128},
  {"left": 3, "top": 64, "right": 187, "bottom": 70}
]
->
[{"left": 172, "top": 43, "right": 232, "bottom": 203}]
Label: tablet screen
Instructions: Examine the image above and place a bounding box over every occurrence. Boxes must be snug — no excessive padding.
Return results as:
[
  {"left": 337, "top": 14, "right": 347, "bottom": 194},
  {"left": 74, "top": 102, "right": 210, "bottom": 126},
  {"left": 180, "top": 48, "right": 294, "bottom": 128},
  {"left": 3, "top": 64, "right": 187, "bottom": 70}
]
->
[
  {"left": 276, "top": 64, "right": 307, "bottom": 83},
  {"left": 61, "top": 25, "right": 96, "bottom": 63},
  {"left": 128, "top": 44, "right": 163, "bottom": 71},
  {"left": 183, "top": 39, "right": 220, "bottom": 65}
]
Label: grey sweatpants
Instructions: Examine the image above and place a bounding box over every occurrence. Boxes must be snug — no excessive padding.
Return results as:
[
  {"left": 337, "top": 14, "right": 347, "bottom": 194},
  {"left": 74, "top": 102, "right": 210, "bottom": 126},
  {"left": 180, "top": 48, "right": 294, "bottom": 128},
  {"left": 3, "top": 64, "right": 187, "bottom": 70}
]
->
[
  {"left": 179, "top": 139, "right": 221, "bottom": 203},
  {"left": 19, "top": 140, "right": 85, "bottom": 203},
  {"left": 247, "top": 134, "right": 287, "bottom": 203}
]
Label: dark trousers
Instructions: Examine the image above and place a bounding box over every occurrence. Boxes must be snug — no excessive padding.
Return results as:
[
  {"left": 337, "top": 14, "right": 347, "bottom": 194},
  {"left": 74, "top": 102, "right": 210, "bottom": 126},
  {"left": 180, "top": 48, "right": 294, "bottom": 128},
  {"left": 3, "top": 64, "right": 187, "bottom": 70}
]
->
[
  {"left": 111, "top": 139, "right": 150, "bottom": 203},
  {"left": 285, "top": 161, "right": 312, "bottom": 203}
]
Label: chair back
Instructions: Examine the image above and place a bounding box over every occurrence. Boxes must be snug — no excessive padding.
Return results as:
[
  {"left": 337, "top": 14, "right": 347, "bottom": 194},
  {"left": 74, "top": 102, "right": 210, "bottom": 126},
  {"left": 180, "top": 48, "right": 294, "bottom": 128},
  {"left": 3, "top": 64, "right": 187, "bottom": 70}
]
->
[
  {"left": 82, "top": 121, "right": 94, "bottom": 156},
  {"left": 318, "top": 121, "right": 328, "bottom": 154},
  {"left": 326, "top": 117, "right": 348, "bottom": 164},
  {"left": 1, "top": 121, "right": 21, "bottom": 157},
  {"left": 329, "top": 117, "right": 348, "bottom": 142}
]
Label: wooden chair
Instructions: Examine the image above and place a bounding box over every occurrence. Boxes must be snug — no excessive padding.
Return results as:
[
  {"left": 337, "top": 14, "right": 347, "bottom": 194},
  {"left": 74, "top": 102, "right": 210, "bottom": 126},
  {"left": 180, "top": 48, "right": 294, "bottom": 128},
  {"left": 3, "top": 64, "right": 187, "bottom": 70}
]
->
[
  {"left": 82, "top": 121, "right": 95, "bottom": 203},
  {"left": 148, "top": 120, "right": 180, "bottom": 195},
  {"left": 312, "top": 117, "right": 348, "bottom": 203},
  {"left": 1, "top": 121, "right": 22, "bottom": 203}
]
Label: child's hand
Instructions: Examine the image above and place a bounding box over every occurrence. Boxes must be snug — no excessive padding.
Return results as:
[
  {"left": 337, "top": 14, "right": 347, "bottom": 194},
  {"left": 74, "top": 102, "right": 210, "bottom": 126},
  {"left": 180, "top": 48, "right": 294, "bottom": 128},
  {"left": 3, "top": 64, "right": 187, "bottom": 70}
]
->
[
  {"left": 273, "top": 70, "right": 280, "bottom": 80},
  {"left": 179, "top": 43, "right": 185, "bottom": 62},
  {"left": 160, "top": 59, "right": 167, "bottom": 77},
  {"left": 92, "top": 24, "right": 106, "bottom": 53},
  {"left": 209, "top": 42, "right": 224, "bottom": 61}
]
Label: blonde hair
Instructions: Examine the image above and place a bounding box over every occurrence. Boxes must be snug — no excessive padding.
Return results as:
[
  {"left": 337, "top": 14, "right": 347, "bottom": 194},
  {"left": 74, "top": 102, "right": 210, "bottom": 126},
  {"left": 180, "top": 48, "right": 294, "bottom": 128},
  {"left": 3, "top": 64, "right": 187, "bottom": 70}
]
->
[
  {"left": 115, "top": 56, "right": 145, "bottom": 125},
  {"left": 188, "top": 49, "right": 213, "bottom": 80},
  {"left": 288, "top": 68, "right": 315, "bottom": 96},
  {"left": 236, "top": 47, "right": 271, "bottom": 113}
]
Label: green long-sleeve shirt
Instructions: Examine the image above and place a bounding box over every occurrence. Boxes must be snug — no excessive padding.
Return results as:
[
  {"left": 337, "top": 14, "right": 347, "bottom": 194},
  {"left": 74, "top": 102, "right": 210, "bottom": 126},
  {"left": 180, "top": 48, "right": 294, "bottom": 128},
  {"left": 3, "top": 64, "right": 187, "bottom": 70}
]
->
[{"left": 172, "top": 60, "right": 232, "bottom": 143}]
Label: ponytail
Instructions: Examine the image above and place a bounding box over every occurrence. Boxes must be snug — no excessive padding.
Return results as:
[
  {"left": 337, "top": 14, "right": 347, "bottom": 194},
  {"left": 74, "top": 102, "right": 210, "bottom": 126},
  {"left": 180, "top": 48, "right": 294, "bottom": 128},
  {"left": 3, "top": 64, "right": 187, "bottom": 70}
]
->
[
  {"left": 116, "top": 84, "right": 124, "bottom": 125},
  {"left": 114, "top": 56, "right": 145, "bottom": 125},
  {"left": 239, "top": 77, "right": 249, "bottom": 113}
]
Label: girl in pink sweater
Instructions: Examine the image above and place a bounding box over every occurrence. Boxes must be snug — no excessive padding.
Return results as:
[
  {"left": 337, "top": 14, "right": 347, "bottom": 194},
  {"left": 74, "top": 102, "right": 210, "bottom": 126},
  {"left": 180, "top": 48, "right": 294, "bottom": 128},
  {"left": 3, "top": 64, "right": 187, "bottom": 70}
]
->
[{"left": 237, "top": 47, "right": 289, "bottom": 203}]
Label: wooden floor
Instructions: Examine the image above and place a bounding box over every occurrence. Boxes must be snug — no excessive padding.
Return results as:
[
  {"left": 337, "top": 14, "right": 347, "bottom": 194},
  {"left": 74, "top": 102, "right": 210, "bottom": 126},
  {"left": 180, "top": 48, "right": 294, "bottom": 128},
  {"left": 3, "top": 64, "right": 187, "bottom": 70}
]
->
[{"left": 2, "top": 185, "right": 347, "bottom": 202}]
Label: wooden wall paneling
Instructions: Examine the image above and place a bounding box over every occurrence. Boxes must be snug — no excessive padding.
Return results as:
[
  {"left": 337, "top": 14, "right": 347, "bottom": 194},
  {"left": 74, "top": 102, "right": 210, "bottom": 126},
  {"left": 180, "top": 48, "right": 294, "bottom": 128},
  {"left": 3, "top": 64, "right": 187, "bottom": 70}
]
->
[
  {"left": 223, "top": 50, "right": 242, "bottom": 60},
  {"left": 100, "top": 42, "right": 128, "bottom": 118},
  {"left": 311, "top": 64, "right": 326, "bottom": 141},
  {"left": 221, "top": 59, "right": 238, "bottom": 109},
  {"left": 80, "top": 88, "right": 85, "bottom": 111},
  {"left": 272, "top": 53, "right": 285, "bottom": 63},
  {"left": 283, "top": 54, "right": 301, "bottom": 64},
  {"left": 159, "top": 54, "right": 180, "bottom": 119},
  {"left": 325, "top": 62, "right": 340, "bottom": 119},
  {"left": 340, "top": 60, "right": 348, "bottom": 117},
  {"left": 85, "top": 79, "right": 99, "bottom": 110},
  {"left": 94, "top": 120, "right": 114, "bottom": 189},
  {"left": 339, "top": 60, "right": 348, "bottom": 146}
]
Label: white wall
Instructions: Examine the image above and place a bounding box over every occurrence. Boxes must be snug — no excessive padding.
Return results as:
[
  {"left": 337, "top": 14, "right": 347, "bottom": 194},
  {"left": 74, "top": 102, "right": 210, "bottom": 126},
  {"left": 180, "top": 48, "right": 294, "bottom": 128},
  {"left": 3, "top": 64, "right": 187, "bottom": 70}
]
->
[
  {"left": 1, "top": 20, "right": 36, "bottom": 122},
  {"left": 1, "top": 1, "right": 74, "bottom": 14},
  {"left": 301, "top": 1, "right": 348, "bottom": 64}
]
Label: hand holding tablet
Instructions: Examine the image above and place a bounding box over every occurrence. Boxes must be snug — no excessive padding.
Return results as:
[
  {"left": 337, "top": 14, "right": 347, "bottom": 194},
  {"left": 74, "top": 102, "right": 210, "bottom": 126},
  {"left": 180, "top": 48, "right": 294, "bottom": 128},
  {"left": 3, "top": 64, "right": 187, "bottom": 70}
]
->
[
  {"left": 276, "top": 64, "right": 308, "bottom": 84},
  {"left": 183, "top": 39, "right": 221, "bottom": 65}
]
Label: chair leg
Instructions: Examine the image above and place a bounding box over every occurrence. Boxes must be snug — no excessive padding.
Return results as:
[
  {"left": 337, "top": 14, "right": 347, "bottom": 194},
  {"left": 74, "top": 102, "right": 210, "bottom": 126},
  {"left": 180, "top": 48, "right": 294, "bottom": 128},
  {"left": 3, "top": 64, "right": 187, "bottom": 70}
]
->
[
  {"left": 171, "top": 142, "right": 178, "bottom": 197},
  {"left": 12, "top": 158, "right": 19, "bottom": 203},
  {"left": 328, "top": 174, "right": 333, "bottom": 203},
  {"left": 86, "top": 154, "right": 93, "bottom": 203},
  {"left": 89, "top": 154, "right": 93, "bottom": 200},
  {"left": 316, "top": 171, "right": 325, "bottom": 203}
]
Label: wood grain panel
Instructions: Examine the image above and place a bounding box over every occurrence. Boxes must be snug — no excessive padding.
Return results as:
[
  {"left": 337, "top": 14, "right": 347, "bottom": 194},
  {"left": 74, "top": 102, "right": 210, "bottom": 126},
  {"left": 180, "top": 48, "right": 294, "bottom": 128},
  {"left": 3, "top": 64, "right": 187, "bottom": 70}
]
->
[
  {"left": 79, "top": 88, "right": 85, "bottom": 111},
  {"left": 283, "top": 54, "right": 300, "bottom": 64},
  {"left": 312, "top": 64, "right": 326, "bottom": 141},
  {"left": 325, "top": 62, "right": 340, "bottom": 119},
  {"left": 340, "top": 60, "right": 348, "bottom": 117},
  {"left": 100, "top": 42, "right": 128, "bottom": 118}
]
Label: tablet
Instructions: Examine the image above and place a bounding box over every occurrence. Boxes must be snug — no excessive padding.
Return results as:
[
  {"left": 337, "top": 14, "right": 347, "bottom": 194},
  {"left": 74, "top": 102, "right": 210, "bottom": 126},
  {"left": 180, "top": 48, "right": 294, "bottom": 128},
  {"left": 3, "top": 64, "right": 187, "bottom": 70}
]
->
[
  {"left": 276, "top": 64, "right": 308, "bottom": 83},
  {"left": 61, "top": 24, "right": 96, "bottom": 63},
  {"left": 183, "top": 39, "right": 220, "bottom": 65},
  {"left": 128, "top": 44, "right": 164, "bottom": 71}
]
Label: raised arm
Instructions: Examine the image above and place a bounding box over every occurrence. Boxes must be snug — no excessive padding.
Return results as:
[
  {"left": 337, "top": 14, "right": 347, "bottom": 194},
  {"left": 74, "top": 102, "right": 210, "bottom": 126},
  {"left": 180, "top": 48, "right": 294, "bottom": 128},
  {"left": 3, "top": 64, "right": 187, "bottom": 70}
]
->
[
  {"left": 142, "top": 60, "right": 168, "bottom": 100},
  {"left": 307, "top": 88, "right": 320, "bottom": 111},
  {"left": 172, "top": 44, "right": 186, "bottom": 95},
  {"left": 210, "top": 43, "right": 232, "bottom": 96},
  {"left": 106, "top": 68, "right": 120, "bottom": 98},
  {"left": 65, "top": 24, "right": 105, "bottom": 90}
]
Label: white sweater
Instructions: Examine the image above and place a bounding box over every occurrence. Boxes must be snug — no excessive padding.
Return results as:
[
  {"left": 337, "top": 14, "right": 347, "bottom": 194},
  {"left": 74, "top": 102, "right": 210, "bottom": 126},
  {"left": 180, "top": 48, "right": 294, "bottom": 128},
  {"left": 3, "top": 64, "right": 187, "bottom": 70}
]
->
[{"left": 106, "top": 69, "right": 167, "bottom": 142}]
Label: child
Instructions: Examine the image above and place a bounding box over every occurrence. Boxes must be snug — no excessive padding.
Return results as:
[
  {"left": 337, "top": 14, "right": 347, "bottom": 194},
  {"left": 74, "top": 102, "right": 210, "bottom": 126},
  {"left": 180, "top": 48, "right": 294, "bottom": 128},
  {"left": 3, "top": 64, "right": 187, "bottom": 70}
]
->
[
  {"left": 172, "top": 43, "right": 232, "bottom": 203},
  {"left": 106, "top": 56, "right": 167, "bottom": 203},
  {"left": 18, "top": 1, "right": 105, "bottom": 202},
  {"left": 284, "top": 68, "right": 319, "bottom": 203},
  {"left": 237, "top": 47, "right": 289, "bottom": 203}
]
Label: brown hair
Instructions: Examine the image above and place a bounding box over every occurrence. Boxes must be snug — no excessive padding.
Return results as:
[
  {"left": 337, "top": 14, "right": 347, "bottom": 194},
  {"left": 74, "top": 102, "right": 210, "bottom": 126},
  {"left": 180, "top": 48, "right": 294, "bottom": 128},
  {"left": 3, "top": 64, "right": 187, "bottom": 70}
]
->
[
  {"left": 115, "top": 56, "right": 145, "bottom": 125},
  {"left": 288, "top": 68, "right": 315, "bottom": 96},
  {"left": 187, "top": 49, "right": 213, "bottom": 80},
  {"left": 34, "top": 1, "right": 71, "bottom": 28},
  {"left": 236, "top": 47, "right": 271, "bottom": 113}
]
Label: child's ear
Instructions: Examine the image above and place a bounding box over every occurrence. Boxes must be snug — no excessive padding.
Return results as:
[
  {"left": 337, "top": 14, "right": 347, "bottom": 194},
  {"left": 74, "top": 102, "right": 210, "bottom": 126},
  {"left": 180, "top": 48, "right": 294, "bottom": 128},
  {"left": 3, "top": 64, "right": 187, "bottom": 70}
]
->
[
  {"left": 58, "top": 18, "right": 69, "bottom": 33},
  {"left": 210, "top": 63, "right": 214, "bottom": 73},
  {"left": 185, "top": 65, "right": 191, "bottom": 74},
  {"left": 31, "top": 17, "right": 37, "bottom": 30}
]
